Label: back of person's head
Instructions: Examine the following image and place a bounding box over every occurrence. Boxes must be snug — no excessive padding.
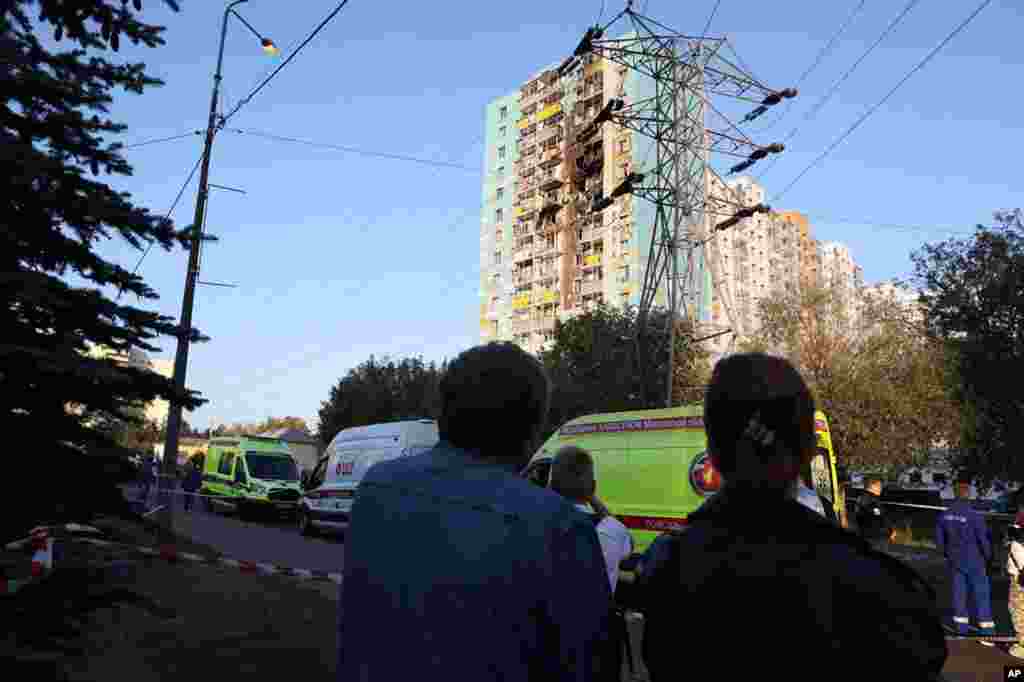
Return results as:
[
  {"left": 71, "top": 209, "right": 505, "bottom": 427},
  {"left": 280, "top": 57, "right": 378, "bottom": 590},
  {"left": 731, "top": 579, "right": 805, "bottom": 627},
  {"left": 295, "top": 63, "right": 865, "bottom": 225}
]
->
[
  {"left": 439, "top": 342, "right": 550, "bottom": 462},
  {"left": 703, "top": 352, "right": 816, "bottom": 494},
  {"left": 549, "top": 445, "right": 596, "bottom": 503}
]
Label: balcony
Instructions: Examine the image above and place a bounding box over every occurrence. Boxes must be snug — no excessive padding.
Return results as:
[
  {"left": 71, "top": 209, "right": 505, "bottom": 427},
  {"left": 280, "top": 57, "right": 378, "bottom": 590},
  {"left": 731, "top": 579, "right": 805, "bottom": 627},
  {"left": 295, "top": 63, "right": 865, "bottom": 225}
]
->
[
  {"left": 537, "top": 124, "right": 563, "bottom": 145},
  {"left": 579, "top": 226, "right": 605, "bottom": 244},
  {"left": 580, "top": 279, "right": 604, "bottom": 296},
  {"left": 539, "top": 170, "right": 564, "bottom": 191},
  {"left": 512, "top": 245, "right": 536, "bottom": 262},
  {"left": 535, "top": 241, "right": 558, "bottom": 258},
  {"left": 513, "top": 269, "right": 534, "bottom": 285},
  {"left": 538, "top": 145, "right": 563, "bottom": 167}
]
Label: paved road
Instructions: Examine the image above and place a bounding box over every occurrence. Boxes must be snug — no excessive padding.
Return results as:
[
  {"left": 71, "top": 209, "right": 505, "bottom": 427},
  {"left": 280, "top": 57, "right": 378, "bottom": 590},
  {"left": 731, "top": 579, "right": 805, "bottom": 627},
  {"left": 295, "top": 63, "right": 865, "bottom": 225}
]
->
[{"left": 124, "top": 484, "right": 346, "bottom": 575}]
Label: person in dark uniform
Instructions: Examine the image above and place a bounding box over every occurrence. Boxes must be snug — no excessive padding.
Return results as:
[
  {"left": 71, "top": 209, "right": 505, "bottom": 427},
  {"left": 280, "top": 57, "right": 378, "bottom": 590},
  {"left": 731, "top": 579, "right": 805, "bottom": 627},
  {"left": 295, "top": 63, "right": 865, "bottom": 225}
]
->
[
  {"left": 936, "top": 478, "right": 995, "bottom": 641},
  {"left": 855, "top": 476, "right": 895, "bottom": 547}
]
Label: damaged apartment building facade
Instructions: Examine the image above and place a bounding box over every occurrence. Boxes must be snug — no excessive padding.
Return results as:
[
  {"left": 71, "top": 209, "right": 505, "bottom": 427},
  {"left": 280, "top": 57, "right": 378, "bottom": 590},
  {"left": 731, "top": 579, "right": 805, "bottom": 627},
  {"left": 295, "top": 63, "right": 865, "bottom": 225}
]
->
[
  {"left": 479, "top": 49, "right": 864, "bottom": 358},
  {"left": 479, "top": 51, "right": 661, "bottom": 355}
]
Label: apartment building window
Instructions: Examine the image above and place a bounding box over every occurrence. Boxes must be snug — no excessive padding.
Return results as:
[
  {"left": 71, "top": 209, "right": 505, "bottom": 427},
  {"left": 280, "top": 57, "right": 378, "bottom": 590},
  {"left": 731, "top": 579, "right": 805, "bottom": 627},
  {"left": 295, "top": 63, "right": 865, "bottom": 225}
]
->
[
  {"left": 496, "top": 166, "right": 505, "bottom": 180},
  {"left": 498, "top": 145, "right": 507, "bottom": 161},
  {"left": 618, "top": 139, "right": 629, "bottom": 154},
  {"left": 494, "top": 252, "right": 502, "bottom": 266},
  {"left": 499, "top": 126, "right": 507, "bottom": 137},
  {"left": 499, "top": 105, "right": 508, "bottom": 121},
  {"left": 496, "top": 208, "right": 504, "bottom": 223},
  {"left": 496, "top": 187, "right": 504, "bottom": 201}
]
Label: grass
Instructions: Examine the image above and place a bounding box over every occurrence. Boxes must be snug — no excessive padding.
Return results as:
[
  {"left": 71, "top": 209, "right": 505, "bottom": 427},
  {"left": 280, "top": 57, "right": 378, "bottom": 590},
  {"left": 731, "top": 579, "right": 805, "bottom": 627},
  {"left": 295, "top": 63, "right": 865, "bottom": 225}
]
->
[{"left": 1, "top": 515, "right": 338, "bottom": 681}]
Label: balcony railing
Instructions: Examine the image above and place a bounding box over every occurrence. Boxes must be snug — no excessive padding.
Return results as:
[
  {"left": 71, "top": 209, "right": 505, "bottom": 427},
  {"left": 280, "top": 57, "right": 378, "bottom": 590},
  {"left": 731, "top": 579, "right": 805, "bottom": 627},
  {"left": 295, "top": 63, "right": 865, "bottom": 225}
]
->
[
  {"left": 580, "top": 279, "right": 604, "bottom": 296},
  {"left": 513, "top": 269, "right": 534, "bottom": 285},
  {"left": 579, "top": 225, "right": 605, "bottom": 243}
]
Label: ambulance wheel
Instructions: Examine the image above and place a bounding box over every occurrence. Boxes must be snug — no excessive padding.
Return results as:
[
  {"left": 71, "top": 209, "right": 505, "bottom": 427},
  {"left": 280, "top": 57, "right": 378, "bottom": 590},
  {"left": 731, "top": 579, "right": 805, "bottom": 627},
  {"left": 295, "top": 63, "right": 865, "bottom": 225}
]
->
[{"left": 298, "top": 508, "right": 317, "bottom": 537}]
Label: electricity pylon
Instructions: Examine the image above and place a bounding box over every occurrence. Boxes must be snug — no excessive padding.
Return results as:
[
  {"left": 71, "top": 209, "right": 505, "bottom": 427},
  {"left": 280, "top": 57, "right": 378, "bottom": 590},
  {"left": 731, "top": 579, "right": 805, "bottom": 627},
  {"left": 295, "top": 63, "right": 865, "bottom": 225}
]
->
[{"left": 559, "top": 1, "right": 795, "bottom": 406}]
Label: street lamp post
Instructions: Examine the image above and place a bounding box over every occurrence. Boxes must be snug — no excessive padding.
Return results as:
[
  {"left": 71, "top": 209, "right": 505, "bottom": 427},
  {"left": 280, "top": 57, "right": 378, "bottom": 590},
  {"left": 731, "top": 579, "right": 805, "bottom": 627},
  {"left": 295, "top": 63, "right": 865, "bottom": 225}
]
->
[{"left": 159, "top": 1, "right": 275, "bottom": 530}]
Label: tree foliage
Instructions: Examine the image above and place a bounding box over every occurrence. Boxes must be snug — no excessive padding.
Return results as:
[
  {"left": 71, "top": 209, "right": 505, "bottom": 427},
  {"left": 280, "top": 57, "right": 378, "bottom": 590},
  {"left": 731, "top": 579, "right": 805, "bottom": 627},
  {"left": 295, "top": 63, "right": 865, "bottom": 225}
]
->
[
  {"left": 216, "top": 416, "right": 310, "bottom": 437},
  {"left": 740, "top": 281, "right": 960, "bottom": 476},
  {"left": 316, "top": 356, "right": 446, "bottom": 445},
  {"left": 1, "top": 0, "right": 200, "bottom": 538},
  {"left": 911, "top": 209, "right": 1024, "bottom": 484},
  {"left": 539, "top": 304, "right": 711, "bottom": 443}
]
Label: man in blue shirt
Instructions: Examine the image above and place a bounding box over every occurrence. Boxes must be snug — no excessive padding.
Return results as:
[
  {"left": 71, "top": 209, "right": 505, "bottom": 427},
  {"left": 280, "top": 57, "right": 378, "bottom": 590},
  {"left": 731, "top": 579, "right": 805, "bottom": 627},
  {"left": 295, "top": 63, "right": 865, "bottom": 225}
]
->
[
  {"left": 337, "top": 342, "right": 613, "bottom": 681},
  {"left": 936, "top": 478, "right": 995, "bottom": 639}
]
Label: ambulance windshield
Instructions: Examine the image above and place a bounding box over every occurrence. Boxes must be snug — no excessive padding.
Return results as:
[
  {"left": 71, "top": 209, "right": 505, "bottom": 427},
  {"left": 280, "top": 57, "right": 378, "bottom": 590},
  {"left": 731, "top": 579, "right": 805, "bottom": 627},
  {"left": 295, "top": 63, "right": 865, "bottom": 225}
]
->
[{"left": 245, "top": 452, "right": 299, "bottom": 481}]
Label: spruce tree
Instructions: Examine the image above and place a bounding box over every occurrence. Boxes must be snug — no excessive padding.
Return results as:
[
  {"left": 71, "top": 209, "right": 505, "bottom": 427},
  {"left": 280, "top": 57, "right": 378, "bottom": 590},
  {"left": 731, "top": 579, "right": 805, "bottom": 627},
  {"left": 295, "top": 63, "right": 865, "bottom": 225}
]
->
[{"left": 1, "top": 0, "right": 201, "bottom": 538}]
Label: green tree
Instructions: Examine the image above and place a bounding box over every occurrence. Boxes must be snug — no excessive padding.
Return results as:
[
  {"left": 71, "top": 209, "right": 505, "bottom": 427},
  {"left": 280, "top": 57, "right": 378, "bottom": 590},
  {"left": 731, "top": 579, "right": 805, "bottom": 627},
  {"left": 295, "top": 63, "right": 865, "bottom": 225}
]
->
[
  {"left": 910, "top": 209, "right": 1024, "bottom": 484},
  {"left": 316, "top": 355, "right": 446, "bottom": 445},
  {"left": 740, "top": 281, "right": 960, "bottom": 477},
  {"left": 539, "top": 304, "right": 711, "bottom": 442},
  {"left": 1, "top": 0, "right": 200, "bottom": 538}
]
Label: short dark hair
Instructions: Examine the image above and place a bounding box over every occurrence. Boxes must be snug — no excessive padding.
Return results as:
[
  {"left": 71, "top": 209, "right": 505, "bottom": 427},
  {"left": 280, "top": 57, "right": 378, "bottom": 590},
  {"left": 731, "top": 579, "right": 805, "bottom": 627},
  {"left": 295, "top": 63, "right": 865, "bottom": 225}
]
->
[
  {"left": 550, "top": 445, "right": 596, "bottom": 502},
  {"left": 438, "top": 342, "right": 550, "bottom": 457},
  {"left": 703, "top": 353, "right": 816, "bottom": 480}
]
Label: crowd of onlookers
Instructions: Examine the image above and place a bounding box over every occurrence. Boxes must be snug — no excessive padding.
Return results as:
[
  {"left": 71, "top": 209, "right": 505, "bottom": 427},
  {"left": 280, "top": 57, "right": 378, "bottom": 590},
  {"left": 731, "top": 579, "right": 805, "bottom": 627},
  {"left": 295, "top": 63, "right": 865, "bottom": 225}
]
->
[{"left": 336, "top": 342, "right": 951, "bottom": 681}]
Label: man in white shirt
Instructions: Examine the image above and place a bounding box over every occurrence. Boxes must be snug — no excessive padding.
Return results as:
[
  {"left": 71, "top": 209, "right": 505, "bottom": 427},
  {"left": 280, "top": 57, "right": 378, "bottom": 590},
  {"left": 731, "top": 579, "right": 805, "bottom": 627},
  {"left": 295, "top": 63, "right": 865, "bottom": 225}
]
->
[{"left": 549, "top": 445, "right": 634, "bottom": 593}]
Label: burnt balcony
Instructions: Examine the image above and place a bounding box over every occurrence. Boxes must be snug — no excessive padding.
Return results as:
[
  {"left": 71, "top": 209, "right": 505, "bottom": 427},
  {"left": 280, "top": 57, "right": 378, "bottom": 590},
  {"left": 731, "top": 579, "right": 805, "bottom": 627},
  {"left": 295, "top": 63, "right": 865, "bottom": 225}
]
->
[{"left": 538, "top": 145, "right": 563, "bottom": 167}]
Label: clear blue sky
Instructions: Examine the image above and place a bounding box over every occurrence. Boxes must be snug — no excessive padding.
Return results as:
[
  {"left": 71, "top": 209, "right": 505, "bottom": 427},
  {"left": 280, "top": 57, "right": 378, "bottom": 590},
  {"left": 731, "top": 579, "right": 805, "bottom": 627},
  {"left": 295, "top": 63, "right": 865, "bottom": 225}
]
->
[{"left": 77, "top": 0, "right": 1020, "bottom": 431}]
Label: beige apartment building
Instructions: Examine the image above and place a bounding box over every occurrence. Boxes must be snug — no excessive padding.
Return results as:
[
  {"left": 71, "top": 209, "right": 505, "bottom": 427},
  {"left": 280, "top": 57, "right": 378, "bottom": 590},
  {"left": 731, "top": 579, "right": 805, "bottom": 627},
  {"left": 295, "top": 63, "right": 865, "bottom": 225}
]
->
[{"left": 481, "top": 52, "right": 657, "bottom": 356}]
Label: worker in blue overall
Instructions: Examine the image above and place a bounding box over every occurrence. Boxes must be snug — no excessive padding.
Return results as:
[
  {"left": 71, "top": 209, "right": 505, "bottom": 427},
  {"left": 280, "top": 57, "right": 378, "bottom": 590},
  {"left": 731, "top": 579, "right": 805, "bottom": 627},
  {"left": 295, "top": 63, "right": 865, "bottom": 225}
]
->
[{"left": 936, "top": 478, "right": 995, "bottom": 642}]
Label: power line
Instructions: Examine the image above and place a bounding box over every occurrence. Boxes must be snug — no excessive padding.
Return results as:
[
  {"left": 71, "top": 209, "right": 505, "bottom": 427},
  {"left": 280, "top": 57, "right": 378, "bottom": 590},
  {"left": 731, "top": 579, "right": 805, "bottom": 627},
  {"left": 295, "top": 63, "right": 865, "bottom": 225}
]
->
[
  {"left": 120, "top": 130, "right": 203, "bottom": 149},
  {"left": 806, "top": 214, "right": 973, "bottom": 236},
  {"left": 702, "top": 0, "right": 724, "bottom": 36},
  {"left": 131, "top": 128, "right": 971, "bottom": 237},
  {"left": 221, "top": 0, "right": 354, "bottom": 125},
  {"left": 756, "top": 0, "right": 924, "bottom": 178},
  {"left": 748, "top": 0, "right": 868, "bottom": 134},
  {"left": 771, "top": 0, "right": 994, "bottom": 203},
  {"left": 225, "top": 128, "right": 480, "bottom": 171},
  {"left": 119, "top": 155, "right": 203, "bottom": 299}
]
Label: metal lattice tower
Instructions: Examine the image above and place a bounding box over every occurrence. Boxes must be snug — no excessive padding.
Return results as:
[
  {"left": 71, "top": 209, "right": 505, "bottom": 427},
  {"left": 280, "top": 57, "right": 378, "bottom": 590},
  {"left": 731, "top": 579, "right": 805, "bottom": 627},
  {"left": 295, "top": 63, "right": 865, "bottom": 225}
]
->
[{"left": 559, "top": 2, "right": 795, "bottom": 405}]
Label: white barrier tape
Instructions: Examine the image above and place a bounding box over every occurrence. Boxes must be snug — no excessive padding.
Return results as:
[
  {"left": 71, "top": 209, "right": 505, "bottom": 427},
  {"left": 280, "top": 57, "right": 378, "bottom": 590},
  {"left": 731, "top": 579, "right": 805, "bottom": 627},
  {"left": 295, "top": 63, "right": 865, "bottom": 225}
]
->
[
  {"left": 5, "top": 524, "right": 102, "bottom": 552},
  {"left": 73, "top": 536, "right": 343, "bottom": 585},
  {"left": 879, "top": 501, "right": 1016, "bottom": 519}
]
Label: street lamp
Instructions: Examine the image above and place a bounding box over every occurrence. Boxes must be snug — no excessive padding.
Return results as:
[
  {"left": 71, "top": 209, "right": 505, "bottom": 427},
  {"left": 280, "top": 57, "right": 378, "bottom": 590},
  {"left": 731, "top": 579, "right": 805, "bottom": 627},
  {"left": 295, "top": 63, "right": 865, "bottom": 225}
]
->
[{"left": 158, "top": 0, "right": 275, "bottom": 530}]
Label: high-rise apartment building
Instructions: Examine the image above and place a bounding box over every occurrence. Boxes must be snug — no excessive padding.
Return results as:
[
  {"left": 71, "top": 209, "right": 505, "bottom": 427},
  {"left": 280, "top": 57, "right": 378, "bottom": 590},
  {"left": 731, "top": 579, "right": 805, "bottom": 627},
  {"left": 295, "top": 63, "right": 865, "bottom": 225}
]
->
[
  {"left": 478, "top": 59, "right": 863, "bottom": 360},
  {"left": 818, "top": 241, "right": 863, "bottom": 298},
  {"left": 480, "top": 52, "right": 660, "bottom": 355}
]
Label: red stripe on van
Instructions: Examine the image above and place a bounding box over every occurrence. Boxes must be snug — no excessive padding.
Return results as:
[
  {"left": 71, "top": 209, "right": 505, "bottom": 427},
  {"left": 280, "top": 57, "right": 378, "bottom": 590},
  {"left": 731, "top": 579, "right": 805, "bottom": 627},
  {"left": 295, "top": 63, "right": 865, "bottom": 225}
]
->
[{"left": 618, "top": 515, "right": 689, "bottom": 532}]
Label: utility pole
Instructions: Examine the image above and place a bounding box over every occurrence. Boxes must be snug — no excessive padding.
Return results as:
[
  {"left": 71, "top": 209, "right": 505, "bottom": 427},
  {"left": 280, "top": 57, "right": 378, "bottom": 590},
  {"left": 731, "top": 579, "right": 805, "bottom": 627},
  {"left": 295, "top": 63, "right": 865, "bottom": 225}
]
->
[{"left": 159, "top": 1, "right": 274, "bottom": 531}]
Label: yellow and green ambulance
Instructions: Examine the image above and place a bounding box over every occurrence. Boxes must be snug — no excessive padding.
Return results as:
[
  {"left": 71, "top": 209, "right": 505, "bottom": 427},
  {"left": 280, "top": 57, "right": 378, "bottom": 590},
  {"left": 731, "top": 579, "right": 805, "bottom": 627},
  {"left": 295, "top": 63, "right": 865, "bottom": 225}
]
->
[
  {"left": 524, "top": 405, "right": 844, "bottom": 555},
  {"left": 202, "top": 435, "right": 304, "bottom": 518}
]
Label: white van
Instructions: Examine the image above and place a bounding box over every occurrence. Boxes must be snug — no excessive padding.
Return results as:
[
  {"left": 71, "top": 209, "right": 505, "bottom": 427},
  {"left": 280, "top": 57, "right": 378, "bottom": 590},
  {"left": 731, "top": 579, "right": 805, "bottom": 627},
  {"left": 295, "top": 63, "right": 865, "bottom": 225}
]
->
[{"left": 297, "top": 419, "right": 439, "bottom": 535}]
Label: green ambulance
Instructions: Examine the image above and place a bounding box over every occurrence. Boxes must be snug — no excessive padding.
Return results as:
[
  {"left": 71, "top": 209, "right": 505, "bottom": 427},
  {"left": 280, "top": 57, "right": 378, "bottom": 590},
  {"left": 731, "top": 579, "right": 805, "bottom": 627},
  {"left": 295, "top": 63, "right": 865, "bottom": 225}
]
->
[
  {"left": 202, "top": 435, "right": 304, "bottom": 518},
  {"left": 524, "top": 404, "right": 844, "bottom": 556}
]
